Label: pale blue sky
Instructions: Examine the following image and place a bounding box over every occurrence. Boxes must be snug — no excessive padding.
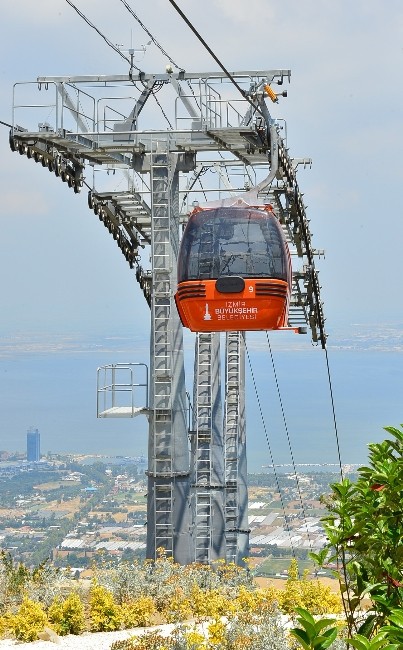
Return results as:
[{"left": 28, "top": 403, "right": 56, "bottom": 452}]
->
[
  {"left": 0, "top": 1, "right": 403, "bottom": 337},
  {"left": 0, "top": 1, "right": 402, "bottom": 461}
]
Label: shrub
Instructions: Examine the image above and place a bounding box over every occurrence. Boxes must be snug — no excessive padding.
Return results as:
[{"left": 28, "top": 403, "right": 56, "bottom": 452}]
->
[
  {"left": 298, "top": 574, "right": 343, "bottom": 615},
  {"left": 159, "top": 586, "right": 192, "bottom": 623},
  {"left": 10, "top": 598, "right": 47, "bottom": 642},
  {"left": 182, "top": 628, "right": 207, "bottom": 650},
  {"left": 275, "top": 560, "right": 342, "bottom": 615},
  {"left": 0, "top": 551, "right": 30, "bottom": 609},
  {"left": 95, "top": 559, "right": 148, "bottom": 605},
  {"left": 120, "top": 595, "right": 157, "bottom": 628},
  {"left": 189, "top": 584, "right": 232, "bottom": 620},
  {"left": 48, "top": 591, "right": 85, "bottom": 635},
  {"left": 0, "top": 554, "right": 342, "bottom": 646},
  {"left": 225, "top": 608, "right": 291, "bottom": 650},
  {"left": 27, "top": 560, "right": 65, "bottom": 608},
  {"left": 89, "top": 582, "right": 121, "bottom": 632},
  {"left": 111, "top": 606, "right": 291, "bottom": 650},
  {"left": 207, "top": 617, "right": 227, "bottom": 645},
  {"left": 94, "top": 554, "right": 254, "bottom": 612},
  {"left": 110, "top": 630, "right": 175, "bottom": 650},
  {"left": 0, "top": 611, "right": 13, "bottom": 639},
  {"left": 230, "top": 585, "right": 280, "bottom": 626},
  {"left": 0, "top": 551, "right": 66, "bottom": 612}
]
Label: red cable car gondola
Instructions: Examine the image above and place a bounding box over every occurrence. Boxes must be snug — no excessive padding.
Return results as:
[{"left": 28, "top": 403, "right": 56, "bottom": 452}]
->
[{"left": 175, "top": 205, "right": 293, "bottom": 332}]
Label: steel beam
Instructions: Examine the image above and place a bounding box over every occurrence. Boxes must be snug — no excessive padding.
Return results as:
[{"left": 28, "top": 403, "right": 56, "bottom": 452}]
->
[{"left": 37, "top": 70, "right": 291, "bottom": 85}]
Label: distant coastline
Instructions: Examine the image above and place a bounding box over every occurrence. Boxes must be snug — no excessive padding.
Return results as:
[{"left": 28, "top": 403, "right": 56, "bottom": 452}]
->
[{"left": 0, "top": 325, "right": 401, "bottom": 472}]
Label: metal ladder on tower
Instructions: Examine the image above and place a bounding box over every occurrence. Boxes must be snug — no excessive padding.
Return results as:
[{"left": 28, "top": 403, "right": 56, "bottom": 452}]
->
[
  {"left": 150, "top": 151, "right": 174, "bottom": 556},
  {"left": 224, "top": 331, "right": 248, "bottom": 563},
  {"left": 193, "top": 332, "right": 214, "bottom": 562}
]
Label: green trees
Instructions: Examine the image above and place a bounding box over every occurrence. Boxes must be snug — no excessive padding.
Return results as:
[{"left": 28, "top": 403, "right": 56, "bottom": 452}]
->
[{"left": 312, "top": 425, "right": 403, "bottom": 643}]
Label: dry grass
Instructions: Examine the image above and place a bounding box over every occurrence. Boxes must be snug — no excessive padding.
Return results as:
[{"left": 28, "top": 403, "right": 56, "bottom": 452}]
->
[
  {"left": 125, "top": 504, "right": 146, "bottom": 513},
  {"left": 34, "top": 481, "right": 65, "bottom": 491},
  {"left": 255, "top": 576, "right": 340, "bottom": 593},
  {"left": 0, "top": 508, "right": 17, "bottom": 516}
]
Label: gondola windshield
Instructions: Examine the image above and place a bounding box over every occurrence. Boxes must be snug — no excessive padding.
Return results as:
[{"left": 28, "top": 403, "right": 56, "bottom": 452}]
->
[
  {"left": 175, "top": 206, "right": 292, "bottom": 333},
  {"left": 178, "top": 207, "right": 288, "bottom": 283}
]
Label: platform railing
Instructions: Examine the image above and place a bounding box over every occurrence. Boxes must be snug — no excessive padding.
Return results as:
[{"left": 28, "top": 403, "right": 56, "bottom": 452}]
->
[{"left": 96, "top": 362, "right": 148, "bottom": 418}]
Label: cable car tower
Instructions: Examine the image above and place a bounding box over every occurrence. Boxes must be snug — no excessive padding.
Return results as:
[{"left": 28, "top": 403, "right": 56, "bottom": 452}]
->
[{"left": 8, "top": 66, "right": 326, "bottom": 565}]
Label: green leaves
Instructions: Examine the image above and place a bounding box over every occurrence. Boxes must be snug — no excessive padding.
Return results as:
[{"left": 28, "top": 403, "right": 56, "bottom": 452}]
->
[
  {"left": 289, "top": 607, "right": 338, "bottom": 650},
  {"left": 318, "top": 425, "right": 403, "bottom": 640},
  {"left": 308, "top": 548, "right": 330, "bottom": 568},
  {"left": 348, "top": 632, "right": 399, "bottom": 650},
  {"left": 379, "top": 608, "right": 403, "bottom": 645}
]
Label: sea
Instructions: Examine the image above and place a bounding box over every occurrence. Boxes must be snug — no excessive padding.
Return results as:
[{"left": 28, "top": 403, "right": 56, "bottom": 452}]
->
[{"left": 0, "top": 327, "right": 402, "bottom": 473}]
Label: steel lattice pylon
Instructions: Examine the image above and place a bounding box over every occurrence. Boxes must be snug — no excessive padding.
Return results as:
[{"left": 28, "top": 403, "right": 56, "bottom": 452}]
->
[{"left": 8, "top": 68, "right": 326, "bottom": 564}]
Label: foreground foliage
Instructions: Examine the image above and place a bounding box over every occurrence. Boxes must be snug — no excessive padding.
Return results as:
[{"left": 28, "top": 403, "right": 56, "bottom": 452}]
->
[
  {"left": 0, "top": 550, "right": 342, "bottom": 645},
  {"left": 313, "top": 424, "right": 403, "bottom": 646},
  {"left": 110, "top": 609, "right": 292, "bottom": 650},
  {"left": 290, "top": 607, "right": 338, "bottom": 650},
  {"left": 48, "top": 591, "right": 85, "bottom": 635}
]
